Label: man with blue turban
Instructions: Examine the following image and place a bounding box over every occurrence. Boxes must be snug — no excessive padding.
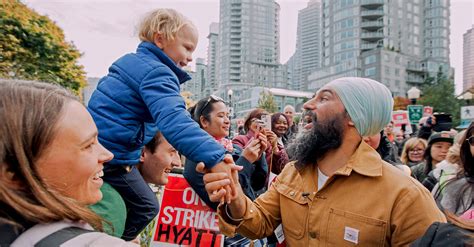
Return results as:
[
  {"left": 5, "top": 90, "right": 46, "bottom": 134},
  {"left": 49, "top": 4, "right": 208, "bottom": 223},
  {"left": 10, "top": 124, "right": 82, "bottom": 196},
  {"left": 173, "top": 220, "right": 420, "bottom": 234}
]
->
[{"left": 200, "top": 77, "right": 446, "bottom": 246}]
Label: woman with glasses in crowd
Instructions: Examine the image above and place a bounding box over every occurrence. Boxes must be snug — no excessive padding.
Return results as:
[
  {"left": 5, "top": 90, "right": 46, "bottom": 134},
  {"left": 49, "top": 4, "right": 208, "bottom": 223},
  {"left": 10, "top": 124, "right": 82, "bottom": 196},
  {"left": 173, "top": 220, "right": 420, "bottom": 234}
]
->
[
  {"left": 183, "top": 96, "right": 268, "bottom": 210},
  {"left": 432, "top": 122, "right": 474, "bottom": 218},
  {"left": 0, "top": 80, "right": 136, "bottom": 246},
  {"left": 400, "top": 137, "right": 428, "bottom": 167}
]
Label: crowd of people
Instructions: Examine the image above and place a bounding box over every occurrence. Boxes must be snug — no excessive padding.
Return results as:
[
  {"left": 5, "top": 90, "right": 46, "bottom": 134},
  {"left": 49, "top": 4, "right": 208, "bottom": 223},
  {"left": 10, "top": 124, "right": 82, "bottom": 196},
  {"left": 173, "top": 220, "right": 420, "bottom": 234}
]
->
[{"left": 1, "top": 7, "right": 473, "bottom": 247}]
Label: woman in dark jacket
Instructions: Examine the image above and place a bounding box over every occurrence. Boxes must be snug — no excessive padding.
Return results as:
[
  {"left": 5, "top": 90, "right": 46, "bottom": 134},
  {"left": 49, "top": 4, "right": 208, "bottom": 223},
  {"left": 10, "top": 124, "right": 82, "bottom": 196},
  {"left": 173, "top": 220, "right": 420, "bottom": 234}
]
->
[{"left": 183, "top": 96, "right": 268, "bottom": 210}]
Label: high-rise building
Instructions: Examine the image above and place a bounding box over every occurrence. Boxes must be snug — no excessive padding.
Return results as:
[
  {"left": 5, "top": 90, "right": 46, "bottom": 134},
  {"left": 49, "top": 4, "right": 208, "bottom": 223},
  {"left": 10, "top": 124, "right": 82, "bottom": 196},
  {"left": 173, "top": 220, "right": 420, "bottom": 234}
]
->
[
  {"left": 285, "top": 53, "right": 296, "bottom": 89},
  {"left": 206, "top": 22, "right": 220, "bottom": 96},
  {"left": 180, "top": 58, "right": 207, "bottom": 101},
  {"left": 464, "top": 25, "right": 474, "bottom": 91},
  {"left": 216, "top": 0, "right": 287, "bottom": 103},
  {"left": 291, "top": 0, "right": 322, "bottom": 91},
  {"left": 307, "top": 0, "right": 451, "bottom": 97},
  {"left": 180, "top": 66, "right": 196, "bottom": 99}
]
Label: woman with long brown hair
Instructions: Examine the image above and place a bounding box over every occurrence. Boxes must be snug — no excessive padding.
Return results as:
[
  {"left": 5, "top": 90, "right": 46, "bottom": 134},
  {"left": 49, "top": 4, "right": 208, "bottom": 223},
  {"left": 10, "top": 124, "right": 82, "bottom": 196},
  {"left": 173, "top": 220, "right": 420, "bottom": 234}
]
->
[{"left": 0, "top": 80, "right": 136, "bottom": 246}]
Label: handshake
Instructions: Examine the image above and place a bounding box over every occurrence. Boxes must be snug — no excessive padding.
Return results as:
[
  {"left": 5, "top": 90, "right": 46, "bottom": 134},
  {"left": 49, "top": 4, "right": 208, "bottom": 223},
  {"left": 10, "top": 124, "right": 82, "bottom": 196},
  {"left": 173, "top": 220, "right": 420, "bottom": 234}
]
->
[{"left": 196, "top": 154, "right": 248, "bottom": 221}]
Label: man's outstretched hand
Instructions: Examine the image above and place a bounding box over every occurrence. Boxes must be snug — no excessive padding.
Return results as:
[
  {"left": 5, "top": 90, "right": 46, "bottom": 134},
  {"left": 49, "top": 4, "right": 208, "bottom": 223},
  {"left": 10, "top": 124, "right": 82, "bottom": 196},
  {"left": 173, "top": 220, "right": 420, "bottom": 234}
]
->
[{"left": 196, "top": 154, "right": 242, "bottom": 203}]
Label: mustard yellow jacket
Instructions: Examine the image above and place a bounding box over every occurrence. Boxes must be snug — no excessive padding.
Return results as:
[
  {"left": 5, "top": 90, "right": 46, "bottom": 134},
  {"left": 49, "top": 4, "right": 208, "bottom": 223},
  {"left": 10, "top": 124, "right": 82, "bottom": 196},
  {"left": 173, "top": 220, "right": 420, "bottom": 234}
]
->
[{"left": 218, "top": 141, "right": 446, "bottom": 246}]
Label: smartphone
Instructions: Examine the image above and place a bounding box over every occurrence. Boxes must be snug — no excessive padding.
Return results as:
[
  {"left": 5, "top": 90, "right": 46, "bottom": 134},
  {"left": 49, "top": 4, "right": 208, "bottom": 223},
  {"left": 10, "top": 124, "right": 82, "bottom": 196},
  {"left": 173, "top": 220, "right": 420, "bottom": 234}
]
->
[
  {"left": 261, "top": 115, "right": 272, "bottom": 130},
  {"left": 254, "top": 119, "right": 264, "bottom": 138}
]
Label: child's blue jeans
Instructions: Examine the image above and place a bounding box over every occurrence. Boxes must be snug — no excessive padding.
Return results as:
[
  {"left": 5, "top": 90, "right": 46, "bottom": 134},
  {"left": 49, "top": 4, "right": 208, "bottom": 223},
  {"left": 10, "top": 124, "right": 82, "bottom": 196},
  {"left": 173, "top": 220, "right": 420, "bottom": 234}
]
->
[{"left": 103, "top": 164, "right": 159, "bottom": 241}]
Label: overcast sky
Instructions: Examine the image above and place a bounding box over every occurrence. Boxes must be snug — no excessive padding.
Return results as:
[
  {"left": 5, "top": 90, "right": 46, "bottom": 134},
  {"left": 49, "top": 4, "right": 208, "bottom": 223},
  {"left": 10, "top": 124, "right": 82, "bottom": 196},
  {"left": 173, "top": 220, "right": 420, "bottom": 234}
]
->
[{"left": 23, "top": 0, "right": 474, "bottom": 93}]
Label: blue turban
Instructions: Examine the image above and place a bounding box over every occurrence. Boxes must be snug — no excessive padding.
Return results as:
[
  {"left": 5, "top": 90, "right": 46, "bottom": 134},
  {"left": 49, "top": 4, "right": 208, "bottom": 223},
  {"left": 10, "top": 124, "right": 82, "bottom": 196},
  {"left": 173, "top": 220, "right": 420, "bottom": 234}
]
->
[{"left": 325, "top": 77, "right": 393, "bottom": 136}]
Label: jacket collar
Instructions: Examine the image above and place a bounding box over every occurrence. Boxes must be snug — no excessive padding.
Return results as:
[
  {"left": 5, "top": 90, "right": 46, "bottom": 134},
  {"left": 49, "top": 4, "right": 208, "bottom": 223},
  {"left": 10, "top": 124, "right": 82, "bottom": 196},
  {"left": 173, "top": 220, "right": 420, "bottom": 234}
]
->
[
  {"left": 276, "top": 141, "right": 383, "bottom": 196},
  {"left": 333, "top": 141, "right": 383, "bottom": 177},
  {"left": 137, "top": 42, "right": 191, "bottom": 84}
]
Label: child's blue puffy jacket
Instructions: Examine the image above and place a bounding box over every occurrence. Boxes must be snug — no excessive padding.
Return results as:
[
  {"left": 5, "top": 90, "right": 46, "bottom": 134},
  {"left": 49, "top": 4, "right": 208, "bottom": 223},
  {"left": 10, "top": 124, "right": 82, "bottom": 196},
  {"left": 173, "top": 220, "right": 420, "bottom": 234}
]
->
[{"left": 88, "top": 42, "right": 225, "bottom": 168}]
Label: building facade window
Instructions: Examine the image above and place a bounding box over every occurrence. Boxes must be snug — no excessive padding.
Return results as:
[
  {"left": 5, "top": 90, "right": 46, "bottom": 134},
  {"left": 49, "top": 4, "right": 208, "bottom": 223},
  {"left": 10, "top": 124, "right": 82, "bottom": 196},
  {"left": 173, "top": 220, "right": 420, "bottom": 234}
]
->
[
  {"left": 365, "top": 67, "right": 376, "bottom": 76},
  {"left": 365, "top": 55, "right": 376, "bottom": 65}
]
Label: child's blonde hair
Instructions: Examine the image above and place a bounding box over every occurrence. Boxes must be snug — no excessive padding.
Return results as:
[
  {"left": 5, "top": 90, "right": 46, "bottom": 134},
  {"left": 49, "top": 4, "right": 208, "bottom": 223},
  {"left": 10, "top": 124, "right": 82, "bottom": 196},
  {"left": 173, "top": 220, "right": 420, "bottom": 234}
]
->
[{"left": 138, "top": 8, "right": 194, "bottom": 43}]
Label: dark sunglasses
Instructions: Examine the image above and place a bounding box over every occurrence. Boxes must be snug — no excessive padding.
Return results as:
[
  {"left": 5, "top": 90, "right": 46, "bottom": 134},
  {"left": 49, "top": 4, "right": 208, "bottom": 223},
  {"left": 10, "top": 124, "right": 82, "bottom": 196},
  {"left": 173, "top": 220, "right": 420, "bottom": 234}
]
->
[
  {"left": 467, "top": 136, "right": 474, "bottom": 146},
  {"left": 199, "top": 95, "right": 225, "bottom": 116}
]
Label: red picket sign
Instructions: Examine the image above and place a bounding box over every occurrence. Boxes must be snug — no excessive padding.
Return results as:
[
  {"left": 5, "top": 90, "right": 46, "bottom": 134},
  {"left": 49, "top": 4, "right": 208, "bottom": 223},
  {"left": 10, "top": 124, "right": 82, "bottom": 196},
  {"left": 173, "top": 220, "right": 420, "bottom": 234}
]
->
[
  {"left": 392, "top": 111, "right": 409, "bottom": 127},
  {"left": 423, "top": 106, "right": 433, "bottom": 117},
  {"left": 152, "top": 174, "right": 224, "bottom": 247}
]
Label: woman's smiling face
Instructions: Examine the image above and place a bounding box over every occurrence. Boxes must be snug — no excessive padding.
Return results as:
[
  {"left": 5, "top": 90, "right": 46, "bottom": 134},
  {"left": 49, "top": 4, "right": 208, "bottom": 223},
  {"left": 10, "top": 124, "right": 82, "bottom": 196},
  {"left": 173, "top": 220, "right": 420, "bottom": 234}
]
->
[
  {"left": 201, "top": 101, "right": 230, "bottom": 139},
  {"left": 36, "top": 101, "right": 114, "bottom": 205},
  {"left": 273, "top": 115, "right": 289, "bottom": 137}
]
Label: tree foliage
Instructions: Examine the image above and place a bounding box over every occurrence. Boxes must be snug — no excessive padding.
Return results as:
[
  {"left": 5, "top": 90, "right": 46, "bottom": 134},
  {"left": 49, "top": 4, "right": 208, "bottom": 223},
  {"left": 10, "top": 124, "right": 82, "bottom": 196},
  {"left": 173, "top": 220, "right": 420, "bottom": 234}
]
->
[
  {"left": 418, "top": 68, "right": 462, "bottom": 125},
  {"left": 393, "top": 96, "right": 410, "bottom": 110},
  {"left": 258, "top": 89, "right": 278, "bottom": 113},
  {"left": 0, "top": 0, "right": 86, "bottom": 93}
]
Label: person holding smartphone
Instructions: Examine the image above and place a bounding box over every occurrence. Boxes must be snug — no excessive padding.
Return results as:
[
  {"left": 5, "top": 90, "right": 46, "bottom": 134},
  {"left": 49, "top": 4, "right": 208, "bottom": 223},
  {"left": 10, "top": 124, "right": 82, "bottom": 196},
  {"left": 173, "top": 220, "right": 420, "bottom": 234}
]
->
[
  {"left": 233, "top": 109, "right": 288, "bottom": 185},
  {"left": 232, "top": 108, "right": 271, "bottom": 151},
  {"left": 183, "top": 96, "right": 268, "bottom": 210}
]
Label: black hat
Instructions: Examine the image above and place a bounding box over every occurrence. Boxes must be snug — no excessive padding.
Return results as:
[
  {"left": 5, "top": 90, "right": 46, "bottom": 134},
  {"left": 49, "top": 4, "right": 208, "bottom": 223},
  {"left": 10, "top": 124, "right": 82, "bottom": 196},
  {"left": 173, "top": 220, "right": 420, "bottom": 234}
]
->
[{"left": 427, "top": 131, "right": 454, "bottom": 145}]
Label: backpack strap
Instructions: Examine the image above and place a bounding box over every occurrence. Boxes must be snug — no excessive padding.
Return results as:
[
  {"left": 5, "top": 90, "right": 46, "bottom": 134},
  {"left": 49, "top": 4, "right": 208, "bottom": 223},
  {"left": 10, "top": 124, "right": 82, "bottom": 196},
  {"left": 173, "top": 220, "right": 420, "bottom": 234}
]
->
[
  {"left": 11, "top": 221, "right": 95, "bottom": 247},
  {"left": 35, "top": 226, "right": 94, "bottom": 247}
]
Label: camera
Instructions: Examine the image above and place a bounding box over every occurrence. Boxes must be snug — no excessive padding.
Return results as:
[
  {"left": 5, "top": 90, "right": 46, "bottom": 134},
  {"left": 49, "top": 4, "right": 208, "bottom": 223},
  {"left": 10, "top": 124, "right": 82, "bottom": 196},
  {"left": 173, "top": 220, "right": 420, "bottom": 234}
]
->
[{"left": 432, "top": 113, "right": 452, "bottom": 132}]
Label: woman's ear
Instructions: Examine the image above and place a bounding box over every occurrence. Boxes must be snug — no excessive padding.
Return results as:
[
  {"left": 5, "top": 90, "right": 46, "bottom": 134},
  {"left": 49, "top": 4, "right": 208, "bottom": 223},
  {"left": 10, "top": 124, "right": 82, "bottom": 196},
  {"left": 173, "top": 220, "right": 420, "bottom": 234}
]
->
[{"left": 200, "top": 115, "right": 208, "bottom": 129}]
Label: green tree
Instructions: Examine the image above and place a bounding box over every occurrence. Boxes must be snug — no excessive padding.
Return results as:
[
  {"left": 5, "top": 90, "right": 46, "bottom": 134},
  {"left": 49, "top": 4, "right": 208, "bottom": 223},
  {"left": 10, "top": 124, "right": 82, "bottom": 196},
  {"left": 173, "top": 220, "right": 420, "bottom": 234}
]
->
[
  {"left": 258, "top": 89, "right": 277, "bottom": 113},
  {"left": 0, "top": 0, "right": 86, "bottom": 94},
  {"left": 418, "top": 68, "right": 462, "bottom": 125}
]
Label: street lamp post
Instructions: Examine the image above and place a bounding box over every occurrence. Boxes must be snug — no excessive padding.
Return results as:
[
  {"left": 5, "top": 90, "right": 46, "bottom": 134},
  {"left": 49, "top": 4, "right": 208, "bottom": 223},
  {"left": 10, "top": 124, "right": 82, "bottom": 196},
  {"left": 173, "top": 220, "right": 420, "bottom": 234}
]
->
[
  {"left": 407, "top": 86, "right": 421, "bottom": 133},
  {"left": 407, "top": 86, "right": 421, "bottom": 104},
  {"left": 227, "top": 89, "right": 233, "bottom": 138}
]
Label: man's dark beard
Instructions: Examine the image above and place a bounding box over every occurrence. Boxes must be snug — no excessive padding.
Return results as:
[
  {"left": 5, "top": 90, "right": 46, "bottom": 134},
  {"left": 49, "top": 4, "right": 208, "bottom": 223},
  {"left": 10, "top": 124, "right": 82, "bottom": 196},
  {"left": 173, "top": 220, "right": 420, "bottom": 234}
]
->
[{"left": 287, "top": 112, "right": 346, "bottom": 169}]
